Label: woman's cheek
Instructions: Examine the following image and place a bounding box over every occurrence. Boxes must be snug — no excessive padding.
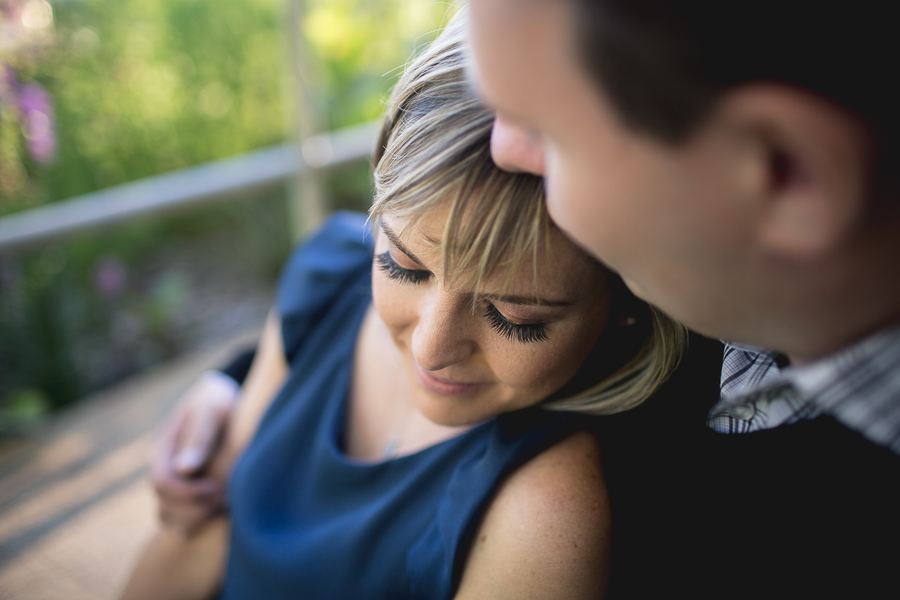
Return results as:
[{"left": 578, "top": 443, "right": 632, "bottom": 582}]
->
[
  {"left": 372, "top": 272, "right": 421, "bottom": 346},
  {"left": 515, "top": 333, "right": 599, "bottom": 400},
  {"left": 371, "top": 268, "right": 399, "bottom": 330},
  {"left": 491, "top": 341, "right": 570, "bottom": 397}
]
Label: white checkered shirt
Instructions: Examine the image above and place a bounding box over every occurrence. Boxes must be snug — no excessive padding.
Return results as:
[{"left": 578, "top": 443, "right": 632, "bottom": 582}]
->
[{"left": 707, "top": 323, "right": 900, "bottom": 454}]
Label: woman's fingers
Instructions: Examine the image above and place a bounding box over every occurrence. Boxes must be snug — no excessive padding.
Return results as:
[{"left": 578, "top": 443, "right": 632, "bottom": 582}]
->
[{"left": 151, "top": 371, "right": 240, "bottom": 534}]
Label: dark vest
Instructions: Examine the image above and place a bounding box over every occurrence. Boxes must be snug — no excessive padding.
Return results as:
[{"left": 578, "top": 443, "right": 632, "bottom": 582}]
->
[{"left": 595, "top": 335, "right": 900, "bottom": 598}]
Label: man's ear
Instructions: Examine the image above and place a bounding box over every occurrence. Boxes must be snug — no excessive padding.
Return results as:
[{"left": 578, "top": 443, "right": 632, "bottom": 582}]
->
[{"left": 718, "top": 85, "right": 872, "bottom": 260}]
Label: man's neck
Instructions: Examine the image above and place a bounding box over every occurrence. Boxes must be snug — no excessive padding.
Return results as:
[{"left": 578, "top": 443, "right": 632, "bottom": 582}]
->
[{"left": 760, "top": 219, "right": 900, "bottom": 365}]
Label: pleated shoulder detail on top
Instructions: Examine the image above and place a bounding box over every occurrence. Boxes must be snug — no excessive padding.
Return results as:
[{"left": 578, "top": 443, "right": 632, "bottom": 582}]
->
[{"left": 277, "top": 211, "right": 374, "bottom": 364}]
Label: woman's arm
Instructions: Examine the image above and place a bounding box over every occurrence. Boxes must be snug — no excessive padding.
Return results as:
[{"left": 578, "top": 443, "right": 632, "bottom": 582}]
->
[
  {"left": 152, "top": 370, "right": 241, "bottom": 535},
  {"left": 213, "top": 310, "right": 289, "bottom": 481},
  {"left": 152, "top": 347, "right": 257, "bottom": 535},
  {"left": 119, "top": 518, "right": 230, "bottom": 600},
  {"left": 120, "top": 312, "right": 289, "bottom": 600},
  {"left": 454, "top": 431, "right": 612, "bottom": 600}
]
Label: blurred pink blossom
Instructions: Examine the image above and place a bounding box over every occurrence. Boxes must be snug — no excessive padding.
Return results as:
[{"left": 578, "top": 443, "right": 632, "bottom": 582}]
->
[
  {"left": 0, "top": 66, "right": 15, "bottom": 99},
  {"left": 17, "top": 81, "right": 57, "bottom": 164},
  {"left": 93, "top": 257, "right": 128, "bottom": 298}
]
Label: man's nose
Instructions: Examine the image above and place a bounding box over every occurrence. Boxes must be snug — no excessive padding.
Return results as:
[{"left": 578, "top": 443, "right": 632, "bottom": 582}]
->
[
  {"left": 490, "top": 114, "right": 545, "bottom": 175},
  {"left": 411, "top": 291, "right": 476, "bottom": 372}
]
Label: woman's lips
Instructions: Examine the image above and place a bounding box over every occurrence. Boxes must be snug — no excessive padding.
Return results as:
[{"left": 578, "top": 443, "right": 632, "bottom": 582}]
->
[{"left": 414, "top": 363, "right": 486, "bottom": 397}]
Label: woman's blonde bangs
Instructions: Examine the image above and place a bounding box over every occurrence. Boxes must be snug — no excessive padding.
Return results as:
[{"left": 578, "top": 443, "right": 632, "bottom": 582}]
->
[{"left": 369, "top": 7, "right": 689, "bottom": 416}]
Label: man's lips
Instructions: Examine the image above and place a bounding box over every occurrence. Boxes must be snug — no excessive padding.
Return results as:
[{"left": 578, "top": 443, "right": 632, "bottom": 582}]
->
[{"left": 414, "top": 363, "right": 487, "bottom": 397}]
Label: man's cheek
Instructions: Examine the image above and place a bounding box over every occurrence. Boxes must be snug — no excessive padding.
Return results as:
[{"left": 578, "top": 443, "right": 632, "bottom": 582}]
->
[{"left": 544, "top": 156, "right": 589, "bottom": 244}]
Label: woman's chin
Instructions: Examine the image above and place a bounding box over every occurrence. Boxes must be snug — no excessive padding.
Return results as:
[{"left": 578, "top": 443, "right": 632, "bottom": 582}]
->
[{"left": 413, "top": 392, "right": 490, "bottom": 429}]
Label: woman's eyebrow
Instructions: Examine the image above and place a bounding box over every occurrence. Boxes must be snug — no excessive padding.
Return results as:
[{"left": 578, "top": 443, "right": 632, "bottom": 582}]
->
[
  {"left": 482, "top": 293, "right": 574, "bottom": 308},
  {"left": 380, "top": 221, "right": 424, "bottom": 265},
  {"left": 380, "top": 220, "right": 572, "bottom": 307}
]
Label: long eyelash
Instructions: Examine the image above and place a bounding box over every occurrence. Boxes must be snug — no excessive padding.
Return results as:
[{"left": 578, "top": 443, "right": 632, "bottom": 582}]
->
[
  {"left": 375, "top": 251, "right": 430, "bottom": 285},
  {"left": 483, "top": 304, "right": 549, "bottom": 344}
]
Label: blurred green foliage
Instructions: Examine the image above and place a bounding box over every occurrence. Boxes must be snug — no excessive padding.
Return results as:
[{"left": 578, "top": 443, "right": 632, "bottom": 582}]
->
[
  {"left": 0, "top": 191, "right": 293, "bottom": 415},
  {"left": 302, "top": 0, "right": 453, "bottom": 128},
  {"left": 0, "top": 0, "right": 454, "bottom": 427},
  {"left": 5, "top": 0, "right": 288, "bottom": 213},
  {"left": 2, "top": 0, "right": 455, "bottom": 214},
  {"left": 0, "top": 387, "right": 50, "bottom": 435}
]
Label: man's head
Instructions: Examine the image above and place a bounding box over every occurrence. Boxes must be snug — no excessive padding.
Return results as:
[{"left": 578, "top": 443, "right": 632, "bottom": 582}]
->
[{"left": 468, "top": 0, "right": 900, "bottom": 361}]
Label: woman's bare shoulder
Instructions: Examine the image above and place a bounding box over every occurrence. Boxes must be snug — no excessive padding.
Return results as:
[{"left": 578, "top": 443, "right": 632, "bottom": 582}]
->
[{"left": 454, "top": 430, "right": 611, "bottom": 600}]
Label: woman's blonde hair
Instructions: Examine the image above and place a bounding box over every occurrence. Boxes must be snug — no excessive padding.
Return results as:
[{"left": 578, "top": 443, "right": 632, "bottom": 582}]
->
[{"left": 369, "top": 9, "right": 688, "bottom": 415}]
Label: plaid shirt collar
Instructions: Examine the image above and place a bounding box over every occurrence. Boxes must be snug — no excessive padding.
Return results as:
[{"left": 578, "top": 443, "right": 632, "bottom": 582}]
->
[{"left": 708, "top": 323, "right": 900, "bottom": 454}]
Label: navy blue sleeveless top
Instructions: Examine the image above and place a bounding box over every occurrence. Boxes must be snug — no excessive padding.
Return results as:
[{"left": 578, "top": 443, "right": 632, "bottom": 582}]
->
[{"left": 222, "top": 212, "right": 584, "bottom": 600}]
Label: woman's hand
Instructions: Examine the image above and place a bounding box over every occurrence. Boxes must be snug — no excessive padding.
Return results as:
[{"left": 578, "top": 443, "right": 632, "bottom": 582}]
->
[
  {"left": 122, "top": 312, "right": 289, "bottom": 599},
  {"left": 151, "top": 311, "right": 289, "bottom": 536},
  {"left": 454, "top": 431, "right": 611, "bottom": 600},
  {"left": 152, "top": 371, "right": 240, "bottom": 535}
]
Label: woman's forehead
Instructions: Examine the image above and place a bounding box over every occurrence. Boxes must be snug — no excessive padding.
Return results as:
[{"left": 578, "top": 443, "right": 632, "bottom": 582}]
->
[{"left": 379, "top": 211, "right": 607, "bottom": 304}]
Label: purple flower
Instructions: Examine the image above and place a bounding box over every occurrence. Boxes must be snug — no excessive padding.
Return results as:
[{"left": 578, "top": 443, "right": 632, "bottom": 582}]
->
[
  {"left": 93, "top": 256, "right": 128, "bottom": 298},
  {"left": 17, "top": 81, "right": 57, "bottom": 165},
  {"left": 0, "top": 65, "right": 16, "bottom": 100}
]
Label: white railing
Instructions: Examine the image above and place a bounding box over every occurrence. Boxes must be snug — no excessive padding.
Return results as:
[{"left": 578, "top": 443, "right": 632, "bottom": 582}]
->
[{"left": 0, "top": 120, "right": 380, "bottom": 252}]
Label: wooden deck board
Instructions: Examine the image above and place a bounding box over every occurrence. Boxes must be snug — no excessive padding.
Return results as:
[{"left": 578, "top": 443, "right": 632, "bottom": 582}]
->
[{"left": 0, "top": 330, "right": 259, "bottom": 600}]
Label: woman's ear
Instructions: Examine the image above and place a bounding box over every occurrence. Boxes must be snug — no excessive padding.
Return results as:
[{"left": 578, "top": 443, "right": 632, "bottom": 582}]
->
[
  {"left": 719, "top": 85, "right": 872, "bottom": 260},
  {"left": 616, "top": 314, "right": 637, "bottom": 327}
]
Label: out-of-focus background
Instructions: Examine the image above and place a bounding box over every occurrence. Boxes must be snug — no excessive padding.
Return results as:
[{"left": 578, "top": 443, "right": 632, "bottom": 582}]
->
[{"left": 0, "top": 0, "right": 455, "bottom": 596}]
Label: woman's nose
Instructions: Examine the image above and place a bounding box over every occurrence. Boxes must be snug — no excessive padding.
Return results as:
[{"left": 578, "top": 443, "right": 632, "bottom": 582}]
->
[{"left": 411, "top": 290, "right": 476, "bottom": 371}]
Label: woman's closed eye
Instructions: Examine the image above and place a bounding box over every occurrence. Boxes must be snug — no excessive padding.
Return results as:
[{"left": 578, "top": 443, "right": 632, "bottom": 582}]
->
[
  {"left": 376, "top": 248, "right": 549, "bottom": 344},
  {"left": 376, "top": 251, "right": 431, "bottom": 285},
  {"left": 483, "top": 303, "right": 549, "bottom": 344}
]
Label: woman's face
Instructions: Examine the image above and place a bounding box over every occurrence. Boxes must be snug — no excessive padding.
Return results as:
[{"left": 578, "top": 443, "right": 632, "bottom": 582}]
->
[{"left": 371, "top": 202, "right": 613, "bottom": 427}]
